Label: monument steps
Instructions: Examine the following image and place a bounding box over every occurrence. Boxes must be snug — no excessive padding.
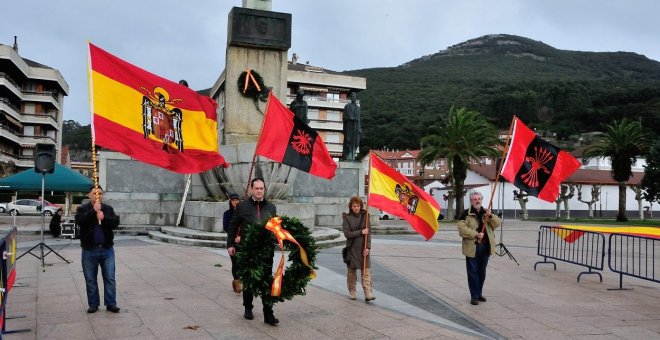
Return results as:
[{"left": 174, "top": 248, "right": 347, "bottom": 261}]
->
[
  {"left": 147, "top": 226, "right": 345, "bottom": 249},
  {"left": 116, "top": 224, "right": 162, "bottom": 236}
]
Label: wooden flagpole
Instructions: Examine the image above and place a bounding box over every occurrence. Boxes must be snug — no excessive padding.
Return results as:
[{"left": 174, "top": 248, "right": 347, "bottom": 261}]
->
[
  {"left": 86, "top": 41, "right": 101, "bottom": 222},
  {"left": 487, "top": 115, "right": 517, "bottom": 210},
  {"left": 478, "top": 115, "right": 516, "bottom": 242},
  {"left": 363, "top": 151, "right": 373, "bottom": 273}
]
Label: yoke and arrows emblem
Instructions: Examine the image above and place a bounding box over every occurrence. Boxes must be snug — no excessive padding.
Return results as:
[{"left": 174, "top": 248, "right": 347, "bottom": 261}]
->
[{"left": 520, "top": 146, "right": 553, "bottom": 188}]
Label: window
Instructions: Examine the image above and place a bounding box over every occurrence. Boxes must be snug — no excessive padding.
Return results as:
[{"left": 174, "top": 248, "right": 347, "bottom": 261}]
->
[
  {"left": 327, "top": 92, "right": 340, "bottom": 102},
  {"left": 325, "top": 133, "right": 340, "bottom": 143},
  {"left": 308, "top": 109, "right": 319, "bottom": 120},
  {"left": 327, "top": 110, "right": 340, "bottom": 121}
]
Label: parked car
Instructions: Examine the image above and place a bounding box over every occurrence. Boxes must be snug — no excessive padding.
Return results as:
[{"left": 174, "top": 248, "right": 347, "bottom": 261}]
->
[
  {"left": 6, "top": 199, "right": 60, "bottom": 216},
  {"left": 379, "top": 210, "right": 396, "bottom": 220},
  {"left": 0, "top": 203, "right": 6, "bottom": 213}
]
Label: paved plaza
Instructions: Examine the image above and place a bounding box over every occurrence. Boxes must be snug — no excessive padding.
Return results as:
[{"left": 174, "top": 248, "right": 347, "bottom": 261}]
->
[{"left": 2, "top": 219, "right": 660, "bottom": 339}]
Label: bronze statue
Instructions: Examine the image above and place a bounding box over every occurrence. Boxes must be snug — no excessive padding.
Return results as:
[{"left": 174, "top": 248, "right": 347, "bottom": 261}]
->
[
  {"left": 343, "top": 92, "right": 361, "bottom": 161},
  {"left": 289, "top": 89, "right": 309, "bottom": 124}
]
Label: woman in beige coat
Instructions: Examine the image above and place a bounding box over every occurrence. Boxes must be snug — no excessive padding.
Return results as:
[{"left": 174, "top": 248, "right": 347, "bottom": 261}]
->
[{"left": 342, "top": 196, "right": 375, "bottom": 302}]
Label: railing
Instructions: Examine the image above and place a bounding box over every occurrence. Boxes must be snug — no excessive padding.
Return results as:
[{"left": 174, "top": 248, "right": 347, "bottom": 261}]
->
[
  {"left": 535, "top": 225, "right": 606, "bottom": 282},
  {"left": 0, "top": 72, "right": 20, "bottom": 89},
  {"left": 608, "top": 233, "right": 659, "bottom": 290},
  {"left": 0, "top": 97, "right": 20, "bottom": 113}
]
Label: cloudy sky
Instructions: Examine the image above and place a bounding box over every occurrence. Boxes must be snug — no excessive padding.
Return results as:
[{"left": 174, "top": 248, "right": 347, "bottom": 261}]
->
[{"left": 2, "top": 0, "right": 658, "bottom": 125}]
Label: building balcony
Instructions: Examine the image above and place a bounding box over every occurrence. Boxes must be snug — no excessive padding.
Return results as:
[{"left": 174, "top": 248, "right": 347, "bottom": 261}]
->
[
  {"left": 286, "top": 95, "right": 349, "bottom": 110},
  {"left": 19, "top": 135, "right": 57, "bottom": 146},
  {"left": 0, "top": 124, "right": 21, "bottom": 143},
  {"left": 21, "top": 92, "right": 60, "bottom": 110},
  {"left": 20, "top": 113, "right": 59, "bottom": 128},
  {"left": 0, "top": 97, "right": 21, "bottom": 115},
  {"left": 309, "top": 119, "right": 343, "bottom": 132}
]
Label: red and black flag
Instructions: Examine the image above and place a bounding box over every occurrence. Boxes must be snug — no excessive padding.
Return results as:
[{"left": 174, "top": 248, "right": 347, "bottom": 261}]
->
[
  {"left": 500, "top": 117, "right": 581, "bottom": 202},
  {"left": 256, "top": 93, "right": 337, "bottom": 179}
]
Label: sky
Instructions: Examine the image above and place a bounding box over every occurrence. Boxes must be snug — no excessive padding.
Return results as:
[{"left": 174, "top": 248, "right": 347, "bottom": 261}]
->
[{"left": 2, "top": 0, "right": 659, "bottom": 125}]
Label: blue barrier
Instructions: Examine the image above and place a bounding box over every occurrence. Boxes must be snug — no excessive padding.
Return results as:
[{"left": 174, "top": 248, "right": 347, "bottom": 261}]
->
[
  {"left": 608, "top": 233, "right": 660, "bottom": 290},
  {"left": 535, "top": 226, "right": 605, "bottom": 282}
]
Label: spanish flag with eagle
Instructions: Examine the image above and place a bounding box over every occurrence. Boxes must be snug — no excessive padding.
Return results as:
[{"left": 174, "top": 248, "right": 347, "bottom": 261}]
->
[
  {"left": 500, "top": 117, "right": 581, "bottom": 202},
  {"left": 368, "top": 153, "right": 440, "bottom": 240},
  {"left": 88, "top": 43, "right": 228, "bottom": 174}
]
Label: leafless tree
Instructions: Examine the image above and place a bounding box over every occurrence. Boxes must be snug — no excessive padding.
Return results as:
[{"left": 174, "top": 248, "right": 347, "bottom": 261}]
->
[{"left": 577, "top": 184, "right": 600, "bottom": 218}]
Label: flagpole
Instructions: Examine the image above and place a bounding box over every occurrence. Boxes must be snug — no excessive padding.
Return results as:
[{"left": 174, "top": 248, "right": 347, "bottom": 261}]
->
[
  {"left": 86, "top": 41, "right": 101, "bottom": 220},
  {"left": 487, "top": 115, "right": 516, "bottom": 210},
  {"left": 245, "top": 90, "right": 273, "bottom": 198},
  {"left": 363, "top": 151, "right": 373, "bottom": 273},
  {"left": 478, "top": 115, "right": 516, "bottom": 244}
]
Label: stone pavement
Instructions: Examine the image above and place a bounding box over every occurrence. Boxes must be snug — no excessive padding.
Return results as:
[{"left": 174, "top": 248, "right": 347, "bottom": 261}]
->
[{"left": 3, "top": 219, "right": 660, "bottom": 339}]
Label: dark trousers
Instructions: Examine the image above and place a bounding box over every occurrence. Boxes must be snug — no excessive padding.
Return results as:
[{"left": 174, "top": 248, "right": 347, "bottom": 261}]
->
[
  {"left": 230, "top": 254, "right": 239, "bottom": 280},
  {"left": 466, "top": 242, "right": 490, "bottom": 300},
  {"left": 243, "top": 293, "right": 273, "bottom": 314}
]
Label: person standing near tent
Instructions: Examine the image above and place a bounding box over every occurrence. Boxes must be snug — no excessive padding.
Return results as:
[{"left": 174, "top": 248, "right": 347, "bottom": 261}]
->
[
  {"left": 457, "top": 191, "right": 500, "bottom": 305},
  {"left": 76, "top": 185, "right": 121, "bottom": 313},
  {"left": 342, "top": 196, "right": 375, "bottom": 302}
]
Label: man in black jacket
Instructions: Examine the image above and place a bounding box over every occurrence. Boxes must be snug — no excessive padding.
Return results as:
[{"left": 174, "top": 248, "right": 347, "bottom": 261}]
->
[
  {"left": 75, "top": 185, "right": 120, "bottom": 314},
  {"left": 227, "top": 178, "right": 278, "bottom": 325}
]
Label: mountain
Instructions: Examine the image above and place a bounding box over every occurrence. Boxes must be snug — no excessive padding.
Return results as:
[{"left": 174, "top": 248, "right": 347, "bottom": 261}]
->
[{"left": 347, "top": 34, "right": 660, "bottom": 151}]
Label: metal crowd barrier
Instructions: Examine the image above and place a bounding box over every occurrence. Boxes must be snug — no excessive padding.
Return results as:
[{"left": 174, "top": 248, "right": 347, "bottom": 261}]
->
[
  {"left": 608, "top": 233, "right": 660, "bottom": 290},
  {"left": 535, "top": 225, "right": 606, "bottom": 282}
]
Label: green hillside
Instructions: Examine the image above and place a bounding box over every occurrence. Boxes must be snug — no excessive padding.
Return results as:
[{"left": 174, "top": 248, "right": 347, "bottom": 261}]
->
[{"left": 347, "top": 34, "right": 660, "bottom": 151}]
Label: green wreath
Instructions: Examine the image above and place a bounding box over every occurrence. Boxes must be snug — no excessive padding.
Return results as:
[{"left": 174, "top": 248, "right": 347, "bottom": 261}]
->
[
  {"left": 237, "top": 69, "right": 267, "bottom": 100},
  {"left": 236, "top": 215, "right": 318, "bottom": 306}
]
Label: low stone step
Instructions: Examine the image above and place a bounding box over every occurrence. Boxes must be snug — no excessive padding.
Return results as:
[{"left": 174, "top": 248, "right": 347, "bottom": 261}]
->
[
  {"left": 161, "top": 226, "right": 227, "bottom": 241},
  {"left": 148, "top": 226, "right": 345, "bottom": 249},
  {"left": 148, "top": 231, "right": 226, "bottom": 248},
  {"left": 117, "top": 225, "right": 162, "bottom": 236}
]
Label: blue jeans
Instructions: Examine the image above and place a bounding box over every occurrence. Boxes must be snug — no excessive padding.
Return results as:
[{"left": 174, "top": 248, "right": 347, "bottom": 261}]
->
[
  {"left": 466, "top": 242, "right": 490, "bottom": 300},
  {"left": 82, "top": 246, "right": 117, "bottom": 308}
]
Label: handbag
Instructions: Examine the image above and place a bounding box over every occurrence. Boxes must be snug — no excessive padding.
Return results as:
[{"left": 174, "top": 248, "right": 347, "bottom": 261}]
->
[{"left": 342, "top": 246, "right": 351, "bottom": 264}]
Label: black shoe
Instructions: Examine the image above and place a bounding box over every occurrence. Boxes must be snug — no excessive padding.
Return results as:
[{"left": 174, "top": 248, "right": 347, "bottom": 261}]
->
[
  {"left": 87, "top": 306, "right": 98, "bottom": 313},
  {"left": 244, "top": 308, "right": 254, "bottom": 320},
  {"left": 470, "top": 299, "right": 479, "bottom": 305},
  {"left": 106, "top": 305, "right": 120, "bottom": 313},
  {"left": 264, "top": 313, "right": 279, "bottom": 326},
  {"left": 478, "top": 296, "right": 487, "bottom": 302}
]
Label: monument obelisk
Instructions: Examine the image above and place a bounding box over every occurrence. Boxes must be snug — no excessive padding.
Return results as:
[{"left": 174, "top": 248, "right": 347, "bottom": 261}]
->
[{"left": 224, "top": 0, "right": 291, "bottom": 144}]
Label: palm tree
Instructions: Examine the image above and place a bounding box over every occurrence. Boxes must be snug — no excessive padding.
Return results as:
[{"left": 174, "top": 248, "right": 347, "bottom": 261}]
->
[
  {"left": 583, "top": 118, "right": 652, "bottom": 222},
  {"left": 418, "top": 107, "right": 502, "bottom": 219}
]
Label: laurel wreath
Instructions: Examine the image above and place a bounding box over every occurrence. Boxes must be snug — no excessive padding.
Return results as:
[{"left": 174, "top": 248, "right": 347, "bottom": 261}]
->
[
  {"left": 237, "top": 70, "right": 268, "bottom": 100},
  {"left": 236, "top": 215, "right": 317, "bottom": 305}
]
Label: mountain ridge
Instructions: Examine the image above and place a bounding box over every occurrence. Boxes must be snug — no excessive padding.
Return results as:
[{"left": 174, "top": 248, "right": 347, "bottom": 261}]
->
[{"left": 345, "top": 34, "right": 660, "bottom": 151}]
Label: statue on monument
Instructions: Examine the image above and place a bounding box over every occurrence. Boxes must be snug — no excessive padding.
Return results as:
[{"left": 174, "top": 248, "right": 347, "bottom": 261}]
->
[
  {"left": 342, "top": 91, "right": 361, "bottom": 161},
  {"left": 289, "top": 89, "right": 309, "bottom": 124}
]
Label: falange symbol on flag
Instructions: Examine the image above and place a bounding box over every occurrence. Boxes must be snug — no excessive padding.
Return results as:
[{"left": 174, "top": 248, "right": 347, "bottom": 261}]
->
[
  {"left": 290, "top": 128, "right": 313, "bottom": 155},
  {"left": 520, "top": 145, "right": 554, "bottom": 188}
]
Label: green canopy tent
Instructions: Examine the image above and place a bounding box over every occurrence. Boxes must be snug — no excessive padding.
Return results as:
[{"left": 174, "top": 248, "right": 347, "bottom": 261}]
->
[
  {"left": 0, "top": 163, "right": 92, "bottom": 192},
  {"left": 0, "top": 163, "right": 93, "bottom": 215}
]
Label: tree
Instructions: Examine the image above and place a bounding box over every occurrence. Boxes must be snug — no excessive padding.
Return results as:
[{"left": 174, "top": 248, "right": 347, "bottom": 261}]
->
[
  {"left": 418, "top": 107, "right": 502, "bottom": 218},
  {"left": 577, "top": 184, "right": 600, "bottom": 218},
  {"left": 583, "top": 119, "right": 652, "bottom": 221},
  {"left": 641, "top": 140, "right": 660, "bottom": 209}
]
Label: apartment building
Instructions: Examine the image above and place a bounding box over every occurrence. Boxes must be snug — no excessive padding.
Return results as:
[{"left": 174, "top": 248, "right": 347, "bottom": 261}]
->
[
  {"left": 0, "top": 39, "right": 67, "bottom": 169},
  {"left": 285, "top": 55, "right": 366, "bottom": 158}
]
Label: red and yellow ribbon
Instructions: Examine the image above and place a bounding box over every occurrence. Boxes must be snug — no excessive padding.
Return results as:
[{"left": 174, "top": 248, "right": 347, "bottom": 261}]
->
[
  {"left": 265, "top": 216, "right": 316, "bottom": 297},
  {"left": 242, "top": 68, "right": 261, "bottom": 94}
]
